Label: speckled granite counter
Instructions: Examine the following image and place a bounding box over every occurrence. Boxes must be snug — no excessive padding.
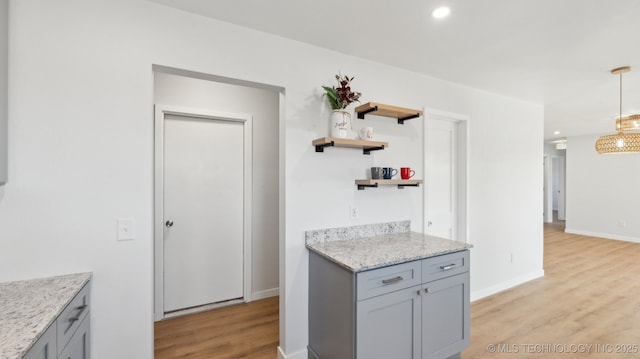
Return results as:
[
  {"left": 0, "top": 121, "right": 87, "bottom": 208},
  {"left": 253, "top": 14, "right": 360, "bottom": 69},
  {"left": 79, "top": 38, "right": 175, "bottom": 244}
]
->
[
  {"left": 0, "top": 272, "right": 92, "bottom": 359},
  {"left": 306, "top": 221, "right": 472, "bottom": 272}
]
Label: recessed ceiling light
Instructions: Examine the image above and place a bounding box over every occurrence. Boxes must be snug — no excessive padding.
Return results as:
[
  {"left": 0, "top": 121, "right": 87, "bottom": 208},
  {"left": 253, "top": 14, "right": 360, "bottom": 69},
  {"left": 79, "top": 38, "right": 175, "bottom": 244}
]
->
[
  {"left": 553, "top": 130, "right": 560, "bottom": 135},
  {"left": 432, "top": 6, "right": 450, "bottom": 19}
]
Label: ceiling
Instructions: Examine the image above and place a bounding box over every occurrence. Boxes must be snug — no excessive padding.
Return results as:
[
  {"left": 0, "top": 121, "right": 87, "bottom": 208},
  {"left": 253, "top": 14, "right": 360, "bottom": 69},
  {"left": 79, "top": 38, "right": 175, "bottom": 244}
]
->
[{"left": 148, "top": 0, "right": 640, "bottom": 140}]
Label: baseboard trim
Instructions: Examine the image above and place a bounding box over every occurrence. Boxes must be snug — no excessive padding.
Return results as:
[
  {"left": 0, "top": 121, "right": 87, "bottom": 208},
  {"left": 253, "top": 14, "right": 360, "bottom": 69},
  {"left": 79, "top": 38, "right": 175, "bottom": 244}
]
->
[
  {"left": 278, "top": 346, "right": 307, "bottom": 359},
  {"left": 252, "top": 287, "right": 279, "bottom": 301},
  {"left": 470, "top": 269, "right": 545, "bottom": 302},
  {"left": 162, "top": 298, "right": 244, "bottom": 320},
  {"left": 564, "top": 228, "right": 640, "bottom": 244}
]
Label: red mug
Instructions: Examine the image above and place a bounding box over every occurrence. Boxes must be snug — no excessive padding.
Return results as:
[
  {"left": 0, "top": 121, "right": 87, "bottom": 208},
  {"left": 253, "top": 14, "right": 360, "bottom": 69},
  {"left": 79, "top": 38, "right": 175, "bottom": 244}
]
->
[{"left": 400, "top": 167, "right": 415, "bottom": 179}]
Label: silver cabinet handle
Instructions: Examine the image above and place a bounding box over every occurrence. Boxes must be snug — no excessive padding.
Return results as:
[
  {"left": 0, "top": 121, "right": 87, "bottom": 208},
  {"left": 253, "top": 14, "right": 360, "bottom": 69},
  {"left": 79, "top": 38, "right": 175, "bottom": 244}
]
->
[
  {"left": 440, "top": 264, "right": 457, "bottom": 271},
  {"left": 424, "top": 288, "right": 430, "bottom": 293},
  {"left": 382, "top": 276, "right": 403, "bottom": 284},
  {"left": 417, "top": 290, "right": 422, "bottom": 296},
  {"left": 165, "top": 220, "right": 174, "bottom": 228}
]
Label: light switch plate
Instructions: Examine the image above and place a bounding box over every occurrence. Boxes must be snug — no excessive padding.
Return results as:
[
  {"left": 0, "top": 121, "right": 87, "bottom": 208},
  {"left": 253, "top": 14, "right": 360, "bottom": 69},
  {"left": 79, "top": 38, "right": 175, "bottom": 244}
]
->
[{"left": 117, "top": 218, "right": 135, "bottom": 241}]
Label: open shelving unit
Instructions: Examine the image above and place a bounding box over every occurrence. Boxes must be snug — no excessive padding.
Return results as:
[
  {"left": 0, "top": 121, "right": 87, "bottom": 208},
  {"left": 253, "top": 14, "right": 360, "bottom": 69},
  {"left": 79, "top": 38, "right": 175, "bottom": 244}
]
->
[
  {"left": 355, "top": 102, "right": 423, "bottom": 124},
  {"left": 355, "top": 179, "right": 423, "bottom": 190},
  {"left": 312, "top": 137, "right": 388, "bottom": 155}
]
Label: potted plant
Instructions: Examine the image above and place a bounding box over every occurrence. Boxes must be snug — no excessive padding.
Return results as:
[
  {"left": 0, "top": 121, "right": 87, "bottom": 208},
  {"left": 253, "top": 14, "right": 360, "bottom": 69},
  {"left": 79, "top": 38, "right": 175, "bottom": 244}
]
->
[{"left": 322, "top": 74, "right": 362, "bottom": 138}]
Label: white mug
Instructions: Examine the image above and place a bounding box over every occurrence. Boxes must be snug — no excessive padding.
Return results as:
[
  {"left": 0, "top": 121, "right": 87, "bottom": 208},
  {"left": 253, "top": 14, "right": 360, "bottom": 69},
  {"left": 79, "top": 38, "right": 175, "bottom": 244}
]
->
[{"left": 358, "top": 126, "right": 373, "bottom": 141}]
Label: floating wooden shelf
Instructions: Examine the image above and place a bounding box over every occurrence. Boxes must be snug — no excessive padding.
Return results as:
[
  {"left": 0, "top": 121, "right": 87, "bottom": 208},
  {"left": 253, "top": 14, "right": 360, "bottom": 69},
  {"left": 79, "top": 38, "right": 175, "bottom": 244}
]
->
[
  {"left": 355, "top": 102, "right": 423, "bottom": 124},
  {"left": 355, "top": 179, "right": 424, "bottom": 190},
  {"left": 312, "top": 137, "right": 389, "bottom": 155}
]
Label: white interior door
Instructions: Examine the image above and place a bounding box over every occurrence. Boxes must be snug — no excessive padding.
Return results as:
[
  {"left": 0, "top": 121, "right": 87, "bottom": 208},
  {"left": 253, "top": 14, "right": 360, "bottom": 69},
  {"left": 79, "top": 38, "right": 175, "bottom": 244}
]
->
[
  {"left": 556, "top": 157, "right": 566, "bottom": 221},
  {"left": 543, "top": 156, "right": 553, "bottom": 223},
  {"left": 425, "top": 118, "right": 457, "bottom": 240},
  {"left": 162, "top": 112, "right": 245, "bottom": 313}
]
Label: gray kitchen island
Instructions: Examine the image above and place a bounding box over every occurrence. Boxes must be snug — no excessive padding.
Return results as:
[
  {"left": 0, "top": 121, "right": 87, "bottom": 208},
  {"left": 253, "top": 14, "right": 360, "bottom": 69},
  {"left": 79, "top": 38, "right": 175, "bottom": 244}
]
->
[{"left": 306, "top": 221, "right": 472, "bottom": 359}]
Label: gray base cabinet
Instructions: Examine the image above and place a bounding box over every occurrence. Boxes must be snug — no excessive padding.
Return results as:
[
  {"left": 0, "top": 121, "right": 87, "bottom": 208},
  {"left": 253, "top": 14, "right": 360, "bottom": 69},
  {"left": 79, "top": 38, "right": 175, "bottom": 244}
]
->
[
  {"left": 309, "top": 250, "right": 469, "bottom": 359},
  {"left": 24, "top": 281, "right": 91, "bottom": 359}
]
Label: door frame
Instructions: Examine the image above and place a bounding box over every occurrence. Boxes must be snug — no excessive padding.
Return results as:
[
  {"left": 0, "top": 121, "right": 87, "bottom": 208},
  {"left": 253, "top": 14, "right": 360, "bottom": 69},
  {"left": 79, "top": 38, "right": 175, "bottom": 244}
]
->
[
  {"left": 423, "top": 108, "right": 469, "bottom": 243},
  {"left": 544, "top": 155, "right": 566, "bottom": 222},
  {"left": 543, "top": 156, "right": 552, "bottom": 223},
  {"left": 154, "top": 104, "right": 253, "bottom": 321}
]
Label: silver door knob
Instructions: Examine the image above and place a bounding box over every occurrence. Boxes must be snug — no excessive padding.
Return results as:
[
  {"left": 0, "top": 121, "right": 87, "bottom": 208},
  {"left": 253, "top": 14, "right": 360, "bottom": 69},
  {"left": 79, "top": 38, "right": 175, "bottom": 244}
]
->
[{"left": 165, "top": 220, "right": 174, "bottom": 228}]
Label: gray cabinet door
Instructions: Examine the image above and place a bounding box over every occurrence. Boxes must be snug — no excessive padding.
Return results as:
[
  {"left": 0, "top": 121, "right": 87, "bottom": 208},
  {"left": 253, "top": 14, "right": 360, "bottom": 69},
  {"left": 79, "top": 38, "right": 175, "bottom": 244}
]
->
[
  {"left": 356, "top": 285, "right": 421, "bottom": 359},
  {"left": 421, "top": 272, "right": 470, "bottom": 359},
  {"left": 58, "top": 315, "right": 90, "bottom": 359},
  {"left": 23, "top": 323, "right": 56, "bottom": 359}
]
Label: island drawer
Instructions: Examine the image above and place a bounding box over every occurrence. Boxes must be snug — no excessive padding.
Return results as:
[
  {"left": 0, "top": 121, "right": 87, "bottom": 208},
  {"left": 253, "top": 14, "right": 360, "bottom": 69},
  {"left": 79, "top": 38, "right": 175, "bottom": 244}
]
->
[
  {"left": 356, "top": 260, "right": 421, "bottom": 300},
  {"left": 57, "top": 282, "right": 91, "bottom": 355},
  {"left": 422, "top": 250, "right": 469, "bottom": 283}
]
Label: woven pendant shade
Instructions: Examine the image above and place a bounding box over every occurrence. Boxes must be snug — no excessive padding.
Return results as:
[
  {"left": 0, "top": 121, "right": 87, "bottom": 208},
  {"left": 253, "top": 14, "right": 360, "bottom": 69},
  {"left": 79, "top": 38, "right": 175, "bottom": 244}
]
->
[
  {"left": 595, "top": 66, "right": 640, "bottom": 154},
  {"left": 595, "top": 131, "right": 640, "bottom": 154}
]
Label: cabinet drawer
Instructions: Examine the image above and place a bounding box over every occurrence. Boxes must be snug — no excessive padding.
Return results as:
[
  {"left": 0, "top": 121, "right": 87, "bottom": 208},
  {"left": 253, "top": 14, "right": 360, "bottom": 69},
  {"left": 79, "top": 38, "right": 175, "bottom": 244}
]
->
[
  {"left": 422, "top": 250, "right": 469, "bottom": 283},
  {"left": 357, "top": 261, "right": 421, "bottom": 301},
  {"left": 57, "top": 282, "right": 91, "bottom": 356}
]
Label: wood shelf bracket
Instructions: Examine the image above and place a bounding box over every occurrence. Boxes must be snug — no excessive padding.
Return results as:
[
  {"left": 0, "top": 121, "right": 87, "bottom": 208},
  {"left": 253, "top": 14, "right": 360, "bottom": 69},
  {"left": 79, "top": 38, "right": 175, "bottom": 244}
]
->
[
  {"left": 315, "top": 140, "right": 335, "bottom": 152},
  {"left": 357, "top": 106, "right": 378, "bottom": 119},
  {"left": 397, "top": 113, "right": 421, "bottom": 124},
  {"left": 357, "top": 183, "right": 379, "bottom": 190},
  {"left": 397, "top": 183, "right": 420, "bottom": 189},
  {"left": 363, "top": 145, "right": 385, "bottom": 155}
]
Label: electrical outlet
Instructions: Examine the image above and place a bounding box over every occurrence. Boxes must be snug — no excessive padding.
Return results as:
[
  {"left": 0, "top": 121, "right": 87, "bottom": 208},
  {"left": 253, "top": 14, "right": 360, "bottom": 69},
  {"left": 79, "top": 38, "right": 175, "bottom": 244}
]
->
[
  {"left": 618, "top": 219, "right": 626, "bottom": 228},
  {"left": 117, "top": 218, "right": 135, "bottom": 241},
  {"left": 350, "top": 205, "right": 359, "bottom": 219}
]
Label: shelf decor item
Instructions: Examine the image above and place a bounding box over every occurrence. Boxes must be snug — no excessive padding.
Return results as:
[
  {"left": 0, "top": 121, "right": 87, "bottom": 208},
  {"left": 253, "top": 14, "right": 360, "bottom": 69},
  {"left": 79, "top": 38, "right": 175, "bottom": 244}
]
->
[{"left": 322, "top": 74, "right": 362, "bottom": 138}]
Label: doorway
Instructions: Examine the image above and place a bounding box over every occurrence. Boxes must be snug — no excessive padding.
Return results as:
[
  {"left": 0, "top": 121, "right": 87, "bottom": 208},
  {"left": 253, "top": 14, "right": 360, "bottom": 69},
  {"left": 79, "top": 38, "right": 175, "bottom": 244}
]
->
[
  {"left": 152, "top": 67, "right": 281, "bottom": 326},
  {"left": 424, "top": 109, "right": 469, "bottom": 242},
  {"left": 543, "top": 153, "right": 566, "bottom": 226},
  {"left": 155, "top": 106, "right": 252, "bottom": 317}
]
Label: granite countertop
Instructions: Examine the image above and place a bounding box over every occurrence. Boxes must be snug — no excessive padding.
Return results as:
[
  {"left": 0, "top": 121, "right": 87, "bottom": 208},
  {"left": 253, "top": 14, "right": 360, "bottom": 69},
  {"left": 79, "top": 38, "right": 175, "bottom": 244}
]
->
[
  {"left": 306, "top": 221, "right": 472, "bottom": 272},
  {"left": 0, "top": 272, "right": 93, "bottom": 359}
]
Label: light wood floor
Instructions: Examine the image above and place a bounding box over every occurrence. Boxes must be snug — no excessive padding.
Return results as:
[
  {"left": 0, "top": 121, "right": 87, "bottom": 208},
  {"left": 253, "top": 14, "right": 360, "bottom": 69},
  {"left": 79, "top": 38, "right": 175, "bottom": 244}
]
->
[
  {"left": 155, "top": 225, "right": 640, "bottom": 358},
  {"left": 463, "top": 223, "right": 640, "bottom": 358},
  {"left": 154, "top": 296, "right": 279, "bottom": 359}
]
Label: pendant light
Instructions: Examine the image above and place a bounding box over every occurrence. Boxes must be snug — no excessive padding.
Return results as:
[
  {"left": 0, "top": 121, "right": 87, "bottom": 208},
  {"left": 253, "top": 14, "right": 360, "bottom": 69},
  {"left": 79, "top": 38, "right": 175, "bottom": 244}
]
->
[{"left": 595, "top": 66, "right": 640, "bottom": 154}]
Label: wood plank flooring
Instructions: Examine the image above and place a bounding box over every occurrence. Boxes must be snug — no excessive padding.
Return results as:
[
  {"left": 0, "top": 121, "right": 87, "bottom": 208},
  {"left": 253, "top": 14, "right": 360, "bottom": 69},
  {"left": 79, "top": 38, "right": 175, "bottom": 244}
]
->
[
  {"left": 154, "top": 296, "right": 279, "bottom": 359},
  {"left": 154, "top": 224, "right": 640, "bottom": 358},
  {"left": 463, "top": 223, "right": 640, "bottom": 358}
]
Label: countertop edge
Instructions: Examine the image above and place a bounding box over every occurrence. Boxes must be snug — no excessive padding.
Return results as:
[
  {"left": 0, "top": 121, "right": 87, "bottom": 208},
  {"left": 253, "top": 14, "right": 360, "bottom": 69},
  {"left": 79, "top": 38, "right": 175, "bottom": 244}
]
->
[
  {"left": 307, "top": 243, "right": 471, "bottom": 273},
  {"left": 3, "top": 272, "right": 93, "bottom": 359}
]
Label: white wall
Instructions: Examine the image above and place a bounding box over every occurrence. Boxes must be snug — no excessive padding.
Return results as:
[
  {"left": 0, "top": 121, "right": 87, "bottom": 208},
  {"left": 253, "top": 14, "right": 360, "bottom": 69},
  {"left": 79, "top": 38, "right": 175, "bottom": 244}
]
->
[
  {"left": 0, "top": 0, "right": 7, "bottom": 185},
  {"left": 0, "top": 1, "right": 543, "bottom": 358},
  {"left": 565, "top": 135, "right": 640, "bottom": 242},
  {"left": 153, "top": 71, "right": 279, "bottom": 299}
]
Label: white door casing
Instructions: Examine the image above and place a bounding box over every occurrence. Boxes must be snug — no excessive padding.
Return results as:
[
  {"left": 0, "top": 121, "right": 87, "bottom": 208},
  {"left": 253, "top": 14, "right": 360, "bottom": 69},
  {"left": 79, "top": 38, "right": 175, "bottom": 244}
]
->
[
  {"left": 424, "top": 109, "right": 469, "bottom": 242},
  {"left": 154, "top": 105, "right": 252, "bottom": 320}
]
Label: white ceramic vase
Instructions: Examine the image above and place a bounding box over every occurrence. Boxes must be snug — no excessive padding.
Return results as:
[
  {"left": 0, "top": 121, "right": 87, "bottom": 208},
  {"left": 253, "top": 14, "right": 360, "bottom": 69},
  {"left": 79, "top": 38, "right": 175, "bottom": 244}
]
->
[{"left": 330, "top": 110, "right": 351, "bottom": 138}]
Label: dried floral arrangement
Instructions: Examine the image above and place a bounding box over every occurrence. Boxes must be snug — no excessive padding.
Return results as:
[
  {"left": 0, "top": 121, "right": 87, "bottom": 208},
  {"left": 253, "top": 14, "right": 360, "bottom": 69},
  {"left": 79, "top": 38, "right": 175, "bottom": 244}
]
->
[{"left": 322, "top": 74, "right": 362, "bottom": 110}]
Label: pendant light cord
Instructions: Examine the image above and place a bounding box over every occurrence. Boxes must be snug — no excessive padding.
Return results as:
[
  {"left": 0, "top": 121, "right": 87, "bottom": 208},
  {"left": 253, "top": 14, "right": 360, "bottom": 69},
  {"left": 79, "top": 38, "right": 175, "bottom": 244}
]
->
[{"left": 620, "top": 72, "right": 623, "bottom": 125}]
